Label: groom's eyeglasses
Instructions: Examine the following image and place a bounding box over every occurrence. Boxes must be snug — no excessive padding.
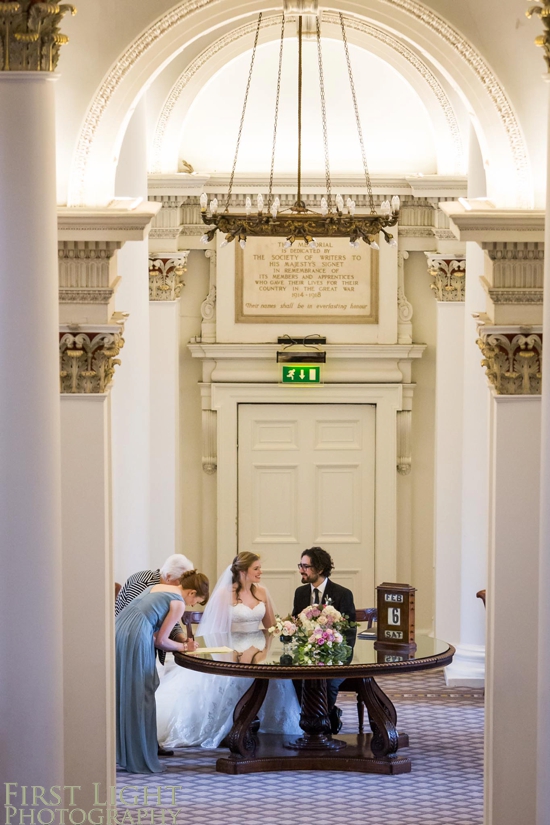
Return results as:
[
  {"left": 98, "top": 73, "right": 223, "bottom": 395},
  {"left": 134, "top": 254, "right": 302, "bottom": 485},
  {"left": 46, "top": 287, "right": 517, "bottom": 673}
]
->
[{"left": 297, "top": 563, "right": 313, "bottom": 570}]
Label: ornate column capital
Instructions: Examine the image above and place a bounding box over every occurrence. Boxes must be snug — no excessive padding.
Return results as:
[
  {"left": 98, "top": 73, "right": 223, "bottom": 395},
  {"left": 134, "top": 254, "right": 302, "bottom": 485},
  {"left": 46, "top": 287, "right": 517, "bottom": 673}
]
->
[
  {"left": 59, "top": 314, "right": 127, "bottom": 394},
  {"left": 526, "top": 0, "right": 550, "bottom": 73},
  {"left": 149, "top": 252, "right": 188, "bottom": 301},
  {"left": 476, "top": 328, "right": 543, "bottom": 395},
  {"left": 0, "top": 1, "right": 76, "bottom": 72},
  {"left": 426, "top": 253, "right": 466, "bottom": 302}
]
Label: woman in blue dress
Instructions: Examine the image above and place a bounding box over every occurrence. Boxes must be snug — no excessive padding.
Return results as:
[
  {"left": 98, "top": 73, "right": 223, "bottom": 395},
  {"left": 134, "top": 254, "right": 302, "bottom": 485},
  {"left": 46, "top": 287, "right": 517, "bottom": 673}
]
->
[{"left": 116, "top": 569, "right": 209, "bottom": 773}]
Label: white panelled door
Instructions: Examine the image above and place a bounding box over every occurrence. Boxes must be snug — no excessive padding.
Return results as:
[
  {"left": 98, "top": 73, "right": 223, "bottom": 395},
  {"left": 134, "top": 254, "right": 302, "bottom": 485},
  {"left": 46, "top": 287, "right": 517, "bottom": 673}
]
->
[{"left": 238, "top": 404, "right": 375, "bottom": 613}]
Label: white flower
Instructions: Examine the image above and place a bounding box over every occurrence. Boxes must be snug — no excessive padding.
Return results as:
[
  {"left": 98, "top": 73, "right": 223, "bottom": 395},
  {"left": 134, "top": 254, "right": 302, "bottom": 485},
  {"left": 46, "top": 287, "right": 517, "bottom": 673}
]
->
[{"left": 317, "top": 615, "right": 328, "bottom": 626}]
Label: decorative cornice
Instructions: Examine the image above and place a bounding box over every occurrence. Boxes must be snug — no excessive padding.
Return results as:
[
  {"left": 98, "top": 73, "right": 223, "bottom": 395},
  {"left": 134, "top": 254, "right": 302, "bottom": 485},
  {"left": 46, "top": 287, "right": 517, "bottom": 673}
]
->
[
  {"left": 59, "top": 315, "right": 126, "bottom": 394},
  {"left": 0, "top": 1, "right": 76, "bottom": 72},
  {"left": 439, "top": 201, "right": 545, "bottom": 242},
  {"left": 58, "top": 201, "right": 161, "bottom": 241},
  {"left": 149, "top": 253, "right": 188, "bottom": 301},
  {"left": 477, "top": 331, "right": 542, "bottom": 394},
  {"left": 59, "top": 288, "right": 114, "bottom": 304},
  {"left": 426, "top": 254, "right": 466, "bottom": 302},
  {"left": 482, "top": 287, "right": 543, "bottom": 305}
]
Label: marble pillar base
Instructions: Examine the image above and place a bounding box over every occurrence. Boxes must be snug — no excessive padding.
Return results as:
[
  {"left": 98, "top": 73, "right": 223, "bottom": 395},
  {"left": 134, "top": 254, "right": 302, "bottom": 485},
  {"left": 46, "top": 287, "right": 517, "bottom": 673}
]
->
[{"left": 444, "top": 643, "right": 485, "bottom": 688}]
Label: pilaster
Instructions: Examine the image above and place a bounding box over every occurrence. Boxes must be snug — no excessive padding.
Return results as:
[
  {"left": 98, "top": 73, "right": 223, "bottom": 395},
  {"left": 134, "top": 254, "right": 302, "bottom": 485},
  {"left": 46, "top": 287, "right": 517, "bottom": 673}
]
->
[
  {"left": 439, "top": 196, "right": 545, "bottom": 822},
  {"left": 56, "top": 202, "right": 159, "bottom": 809},
  {"left": 149, "top": 252, "right": 188, "bottom": 564},
  {"left": 428, "top": 252, "right": 466, "bottom": 650}
]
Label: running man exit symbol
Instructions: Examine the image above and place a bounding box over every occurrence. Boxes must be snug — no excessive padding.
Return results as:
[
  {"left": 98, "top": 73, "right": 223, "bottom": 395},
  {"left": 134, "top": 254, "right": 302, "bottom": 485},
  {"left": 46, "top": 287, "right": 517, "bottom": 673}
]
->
[{"left": 281, "top": 365, "right": 321, "bottom": 384}]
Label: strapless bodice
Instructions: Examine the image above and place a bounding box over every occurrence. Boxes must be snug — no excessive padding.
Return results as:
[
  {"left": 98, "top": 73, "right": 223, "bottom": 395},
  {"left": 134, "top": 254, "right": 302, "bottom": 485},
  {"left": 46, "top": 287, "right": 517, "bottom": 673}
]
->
[{"left": 230, "top": 601, "right": 265, "bottom": 633}]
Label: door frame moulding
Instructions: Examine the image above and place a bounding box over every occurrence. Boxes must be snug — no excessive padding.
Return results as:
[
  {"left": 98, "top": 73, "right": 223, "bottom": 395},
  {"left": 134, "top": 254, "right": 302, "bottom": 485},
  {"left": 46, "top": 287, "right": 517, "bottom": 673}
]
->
[{"left": 211, "top": 382, "right": 402, "bottom": 583}]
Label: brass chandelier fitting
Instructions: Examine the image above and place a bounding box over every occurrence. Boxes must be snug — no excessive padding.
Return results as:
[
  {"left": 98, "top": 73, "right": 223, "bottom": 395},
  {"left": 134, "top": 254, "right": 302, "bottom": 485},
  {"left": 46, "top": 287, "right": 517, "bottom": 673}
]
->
[{"left": 200, "top": 10, "right": 400, "bottom": 250}]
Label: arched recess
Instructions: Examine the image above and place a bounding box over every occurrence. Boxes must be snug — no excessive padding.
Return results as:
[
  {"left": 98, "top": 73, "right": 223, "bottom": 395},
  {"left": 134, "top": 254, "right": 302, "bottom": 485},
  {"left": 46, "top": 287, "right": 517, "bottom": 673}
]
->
[
  {"left": 68, "top": 0, "right": 531, "bottom": 207},
  {"left": 150, "top": 12, "right": 465, "bottom": 177}
]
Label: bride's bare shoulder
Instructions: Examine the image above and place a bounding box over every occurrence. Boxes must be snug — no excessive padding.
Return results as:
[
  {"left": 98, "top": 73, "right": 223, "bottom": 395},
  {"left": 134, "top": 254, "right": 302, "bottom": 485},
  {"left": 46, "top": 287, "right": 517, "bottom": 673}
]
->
[{"left": 254, "top": 584, "right": 267, "bottom": 600}]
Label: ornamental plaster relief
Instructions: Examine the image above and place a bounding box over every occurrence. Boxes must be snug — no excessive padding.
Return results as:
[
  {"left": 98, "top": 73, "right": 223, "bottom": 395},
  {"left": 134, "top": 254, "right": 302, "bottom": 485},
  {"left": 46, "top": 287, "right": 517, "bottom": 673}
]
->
[
  {"left": 0, "top": 0, "right": 74, "bottom": 72},
  {"left": 70, "top": 0, "right": 529, "bottom": 207},
  {"left": 149, "top": 253, "right": 189, "bottom": 301},
  {"left": 151, "top": 11, "right": 463, "bottom": 176},
  {"left": 477, "top": 331, "right": 542, "bottom": 395},
  {"left": 480, "top": 242, "right": 544, "bottom": 325},
  {"left": 58, "top": 240, "right": 121, "bottom": 324},
  {"left": 59, "top": 315, "right": 127, "bottom": 394},
  {"left": 426, "top": 254, "right": 466, "bottom": 302}
]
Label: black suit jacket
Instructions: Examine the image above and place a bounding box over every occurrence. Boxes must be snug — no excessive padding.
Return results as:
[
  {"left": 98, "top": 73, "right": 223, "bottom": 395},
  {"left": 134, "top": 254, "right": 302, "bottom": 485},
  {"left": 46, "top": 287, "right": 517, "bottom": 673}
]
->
[{"left": 292, "top": 579, "right": 356, "bottom": 623}]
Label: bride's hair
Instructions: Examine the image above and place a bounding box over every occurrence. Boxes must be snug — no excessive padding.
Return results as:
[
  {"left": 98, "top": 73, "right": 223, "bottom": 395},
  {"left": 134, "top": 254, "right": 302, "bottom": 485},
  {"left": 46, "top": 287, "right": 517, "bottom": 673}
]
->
[
  {"left": 231, "top": 552, "right": 261, "bottom": 603},
  {"left": 179, "top": 569, "right": 210, "bottom": 605}
]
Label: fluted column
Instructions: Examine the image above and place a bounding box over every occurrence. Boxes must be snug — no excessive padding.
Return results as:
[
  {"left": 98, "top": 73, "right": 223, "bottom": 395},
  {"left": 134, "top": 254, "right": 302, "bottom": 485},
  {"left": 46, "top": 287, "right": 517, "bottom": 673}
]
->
[{"left": 0, "top": 0, "right": 74, "bottom": 786}]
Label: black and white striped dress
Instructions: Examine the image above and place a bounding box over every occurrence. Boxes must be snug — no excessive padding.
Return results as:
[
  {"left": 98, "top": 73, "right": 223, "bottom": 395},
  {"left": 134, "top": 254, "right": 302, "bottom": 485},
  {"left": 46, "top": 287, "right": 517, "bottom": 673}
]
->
[{"left": 115, "top": 569, "right": 161, "bottom": 616}]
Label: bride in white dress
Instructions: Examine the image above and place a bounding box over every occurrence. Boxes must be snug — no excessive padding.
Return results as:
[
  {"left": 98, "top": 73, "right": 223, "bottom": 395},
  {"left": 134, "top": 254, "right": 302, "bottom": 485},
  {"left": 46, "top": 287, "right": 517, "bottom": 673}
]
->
[{"left": 156, "top": 552, "right": 301, "bottom": 749}]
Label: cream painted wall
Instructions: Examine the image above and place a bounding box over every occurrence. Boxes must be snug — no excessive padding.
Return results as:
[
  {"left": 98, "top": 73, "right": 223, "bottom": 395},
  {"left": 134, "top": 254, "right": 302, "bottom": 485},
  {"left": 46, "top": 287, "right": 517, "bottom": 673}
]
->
[
  {"left": 405, "top": 251, "right": 437, "bottom": 634},
  {"left": 178, "top": 250, "right": 210, "bottom": 575}
]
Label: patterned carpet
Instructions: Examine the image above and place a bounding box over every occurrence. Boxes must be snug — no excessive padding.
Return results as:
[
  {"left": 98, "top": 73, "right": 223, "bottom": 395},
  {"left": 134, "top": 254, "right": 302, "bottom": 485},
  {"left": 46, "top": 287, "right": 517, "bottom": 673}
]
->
[{"left": 117, "top": 669, "right": 484, "bottom": 825}]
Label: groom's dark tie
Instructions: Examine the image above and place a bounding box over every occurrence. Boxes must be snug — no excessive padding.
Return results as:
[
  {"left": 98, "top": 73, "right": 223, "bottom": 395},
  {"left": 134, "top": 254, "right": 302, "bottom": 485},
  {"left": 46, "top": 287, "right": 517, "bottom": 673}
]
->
[{"left": 313, "top": 588, "right": 320, "bottom": 605}]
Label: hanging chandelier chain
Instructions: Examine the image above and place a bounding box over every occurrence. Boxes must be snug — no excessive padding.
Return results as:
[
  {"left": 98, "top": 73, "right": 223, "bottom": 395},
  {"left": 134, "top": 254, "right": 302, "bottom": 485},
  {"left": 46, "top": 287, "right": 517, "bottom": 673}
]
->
[
  {"left": 297, "top": 14, "right": 303, "bottom": 205},
  {"left": 339, "top": 12, "right": 376, "bottom": 214},
  {"left": 316, "top": 16, "right": 333, "bottom": 211},
  {"left": 268, "top": 13, "right": 286, "bottom": 208},
  {"left": 225, "top": 12, "right": 263, "bottom": 211}
]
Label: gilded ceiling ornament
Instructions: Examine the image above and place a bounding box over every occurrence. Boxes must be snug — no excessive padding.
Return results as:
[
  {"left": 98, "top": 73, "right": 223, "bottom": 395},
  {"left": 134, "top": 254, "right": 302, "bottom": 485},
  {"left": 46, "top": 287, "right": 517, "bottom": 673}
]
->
[
  {"left": 0, "top": 0, "right": 75, "bottom": 71},
  {"left": 526, "top": 0, "right": 550, "bottom": 72}
]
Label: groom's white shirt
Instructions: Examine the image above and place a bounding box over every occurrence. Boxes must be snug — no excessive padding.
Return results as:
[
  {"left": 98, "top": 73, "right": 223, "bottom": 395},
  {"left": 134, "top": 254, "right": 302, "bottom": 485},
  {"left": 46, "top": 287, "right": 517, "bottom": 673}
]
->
[{"left": 311, "top": 577, "right": 328, "bottom": 604}]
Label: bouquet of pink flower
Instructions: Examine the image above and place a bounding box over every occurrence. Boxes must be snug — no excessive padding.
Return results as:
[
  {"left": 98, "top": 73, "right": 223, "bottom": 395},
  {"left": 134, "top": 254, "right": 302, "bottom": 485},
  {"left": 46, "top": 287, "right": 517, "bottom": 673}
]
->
[{"left": 269, "top": 602, "right": 355, "bottom": 666}]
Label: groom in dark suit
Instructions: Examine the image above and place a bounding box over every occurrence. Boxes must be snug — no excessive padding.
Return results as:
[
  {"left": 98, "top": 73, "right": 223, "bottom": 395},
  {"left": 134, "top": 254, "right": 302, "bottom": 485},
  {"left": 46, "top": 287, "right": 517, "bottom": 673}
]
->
[{"left": 292, "top": 546, "right": 356, "bottom": 734}]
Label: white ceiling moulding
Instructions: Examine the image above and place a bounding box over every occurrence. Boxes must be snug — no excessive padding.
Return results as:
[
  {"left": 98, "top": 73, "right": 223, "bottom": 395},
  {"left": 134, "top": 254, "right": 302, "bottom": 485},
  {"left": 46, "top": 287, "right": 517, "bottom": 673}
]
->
[
  {"left": 148, "top": 173, "right": 467, "bottom": 199},
  {"left": 149, "top": 12, "right": 464, "bottom": 178},
  {"left": 58, "top": 201, "right": 161, "bottom": 241},
  {"left": 67, "top": 0, "right": 531, "bottom": 210},
  {"left": 440, "top": 200, "right": 545, "bottom": 243}
]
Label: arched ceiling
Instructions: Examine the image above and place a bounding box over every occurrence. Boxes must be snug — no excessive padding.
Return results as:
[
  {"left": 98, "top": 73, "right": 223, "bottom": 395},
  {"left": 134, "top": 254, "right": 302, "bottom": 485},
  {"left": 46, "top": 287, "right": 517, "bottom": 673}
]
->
[
  {"left": 65, "top": 0, "right": 533, "bottom": 208},
  {"left": 150, "top": 13, "right": 465, "bottom": 178}
]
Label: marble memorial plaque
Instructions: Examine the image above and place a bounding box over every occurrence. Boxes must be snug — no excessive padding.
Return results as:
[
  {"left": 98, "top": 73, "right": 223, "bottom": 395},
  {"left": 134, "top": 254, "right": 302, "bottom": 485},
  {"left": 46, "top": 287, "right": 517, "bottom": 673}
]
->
[{"left": 235, "top": 237, "right": 378, "bottom": 324}]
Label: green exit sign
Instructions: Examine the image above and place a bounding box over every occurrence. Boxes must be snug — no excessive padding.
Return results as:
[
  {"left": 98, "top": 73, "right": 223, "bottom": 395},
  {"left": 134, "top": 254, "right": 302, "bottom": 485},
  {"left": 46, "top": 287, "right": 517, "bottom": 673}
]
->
[{"left": 281, "top": 365, "right": 321, "bottom": 384}]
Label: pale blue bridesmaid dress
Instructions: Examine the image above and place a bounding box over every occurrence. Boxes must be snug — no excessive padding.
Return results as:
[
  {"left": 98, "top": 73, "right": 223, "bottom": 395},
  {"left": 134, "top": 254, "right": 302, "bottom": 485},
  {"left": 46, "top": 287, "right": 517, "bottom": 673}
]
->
[{"left": 116, "top": 586, "right": 183, "bottom": 773}]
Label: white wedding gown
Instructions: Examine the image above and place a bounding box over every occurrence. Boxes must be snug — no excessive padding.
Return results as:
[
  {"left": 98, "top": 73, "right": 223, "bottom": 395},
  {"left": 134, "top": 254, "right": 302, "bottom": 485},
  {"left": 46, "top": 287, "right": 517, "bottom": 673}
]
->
[{"left": 156, "top": 602, "right": 302, "bottom": 748}]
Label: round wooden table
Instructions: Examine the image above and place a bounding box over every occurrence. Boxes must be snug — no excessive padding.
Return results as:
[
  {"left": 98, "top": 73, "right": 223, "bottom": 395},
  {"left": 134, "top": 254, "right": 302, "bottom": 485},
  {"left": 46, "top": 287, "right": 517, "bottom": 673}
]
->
[{"left": 174, "top": 633, "right": 454, "bottom": 775}]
